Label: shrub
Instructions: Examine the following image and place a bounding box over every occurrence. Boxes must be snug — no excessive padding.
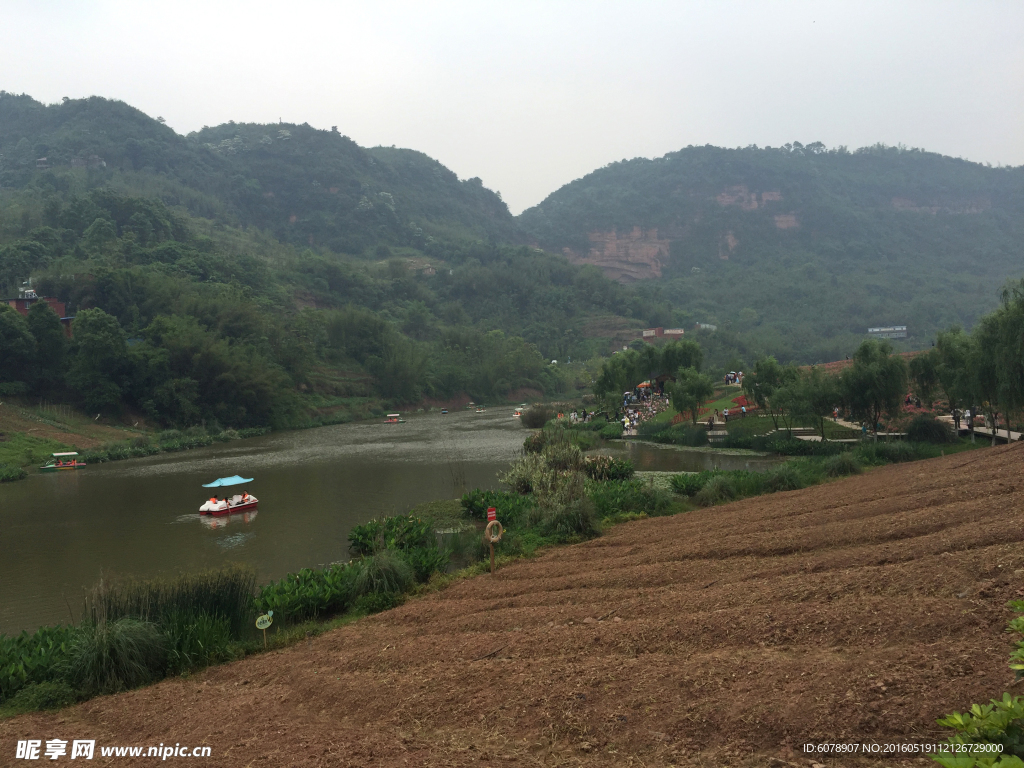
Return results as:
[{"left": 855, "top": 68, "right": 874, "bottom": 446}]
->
[
  {"left": 65, "top": 619, "right": 167, "bottom": 695},
  {"left": 353, "top": 550, "right": 415, "bottom": 599},
  {"left": 588, "top": 479, "right": 672, "bottom": 518},
  {"left": 599, "top": 422, "right": 624, "bottom": 439},
  {"left": 583, "top": 455, "right": 635, "bottom": 481},
  {"left": 763, "top": 463, "right": 805, "bottom": 493},
  {"left": 694, "top": 475, "right": 737, "bottom": 507},
  {"left": 460, "top": 489, "right": 535, "bottom": 522},
  {"left": 752, "top": 435, "right": 847, "bottom": 456},
  {"left": 353, "top": 591, "right": 403, "bottom": 615},
  {"left": 401, "top": 546, "right": 451, "bottom": 583},
  {"left": 520, "top": 405, "right": 554, "bottom": 429},
  {"left": 907, "top": 415, "right": 955, "bottom": 444},
  {"left": 541, "top": 498, "right": 600, "bottom": 542},
  {"left": 669, "top": 472, "right": 714, "bottom": 496},
  {"left": 822, "top": 452, "right": 862, "bottom": 477},
  {"left": 348, "top": 515, "right": 435, "bottom": 556},
  {"left": 498, "top": 452, "right": 549, "bottom": 495},
  {"left": 4, "top": 680, "right": 79, "bottom": 712},
  {"left": 542, "top": 441, "right": 584, "bottom": 472},
  {"left": 256, "top": 564, "right": 357, "bottom": 623},
  {"left": 931, "top": 692, "right": 1024, "bottom": 766},
  {"left": 855, "top": 441, "right": 919, "bottom": 465},
  {"left": 523, "top": 432, "right": 546, "bottom": 453},
  {"left": 0, "top": 463, "right": 26, "bottom": 482}
]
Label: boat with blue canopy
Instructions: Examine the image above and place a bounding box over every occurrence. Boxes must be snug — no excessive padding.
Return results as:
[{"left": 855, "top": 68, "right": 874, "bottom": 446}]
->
[{"left": 199, "top": 476, "right": 258, "bottom": 516}]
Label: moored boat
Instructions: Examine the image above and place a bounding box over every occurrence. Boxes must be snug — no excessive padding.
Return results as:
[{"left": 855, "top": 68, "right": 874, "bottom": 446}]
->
[
  {"left": 384, "top": 413, "right": 405, "bottom": 424},
  {"left": 39, "top": 452, "right": 85, "bottom": 472},
  {"left": 199, "top": 475, "right": 258, "bottom": 516}
]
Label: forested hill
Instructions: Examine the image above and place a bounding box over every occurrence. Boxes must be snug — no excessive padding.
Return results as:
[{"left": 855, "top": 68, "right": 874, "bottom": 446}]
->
[
  {"left": 0, "top": 93, "right": 518, "bottom": 250},
  {"left": 518, "top": 144, "right": 1024, "bottom": 361},
  {"left": 0, "top": 92, "right": 658, "bottom": 432}
]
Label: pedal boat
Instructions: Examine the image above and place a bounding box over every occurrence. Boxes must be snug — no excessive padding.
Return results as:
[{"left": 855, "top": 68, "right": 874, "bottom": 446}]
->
[
  {"left": 199, "top": 475, "right": 258, "bottom": 516},
  {"left": 40, "top": 452, "right": 86, "bottom": 472}
]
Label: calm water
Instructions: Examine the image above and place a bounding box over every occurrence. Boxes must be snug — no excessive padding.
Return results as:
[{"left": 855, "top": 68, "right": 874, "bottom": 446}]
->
[{"left": 0, "top": 411, "right": 777, "bottom": 633}]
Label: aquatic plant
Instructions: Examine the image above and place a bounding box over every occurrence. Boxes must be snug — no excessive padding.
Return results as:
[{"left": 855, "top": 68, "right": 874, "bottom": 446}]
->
[
  {"left": 255, "top": 564, "right": 357, "bottom": 623},
  {"left": 348, "top": 514, "right": 435, "bottom": 556},
  {"left": 0, "top": 625, "right": 76, "bottom": 703}
]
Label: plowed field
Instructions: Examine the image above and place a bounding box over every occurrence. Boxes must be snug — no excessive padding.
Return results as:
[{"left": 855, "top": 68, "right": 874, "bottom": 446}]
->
[{"left": 4, "top": 444, "right": 1024, "bottom": 767}]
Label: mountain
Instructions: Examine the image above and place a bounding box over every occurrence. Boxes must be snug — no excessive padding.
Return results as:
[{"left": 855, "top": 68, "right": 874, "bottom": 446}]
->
[
  {"left": 0, "top": 93, "right": 519, "bottom": 252},
  {"left": 0, "top": 92, "right": 648, "bottom": 430},
  {"left": 518, "top": 143, "right": 1024, "bottom": 361}
]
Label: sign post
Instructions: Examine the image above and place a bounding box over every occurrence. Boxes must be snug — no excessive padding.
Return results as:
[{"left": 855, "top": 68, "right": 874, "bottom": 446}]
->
[{"left": 256, "top": 610, "right": 274, "bottom": 649}]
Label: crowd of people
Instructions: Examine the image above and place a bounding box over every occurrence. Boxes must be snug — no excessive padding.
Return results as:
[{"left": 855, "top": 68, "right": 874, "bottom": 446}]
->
[{"left": 619, "top": 385, "right": 671, "bottom": 436}]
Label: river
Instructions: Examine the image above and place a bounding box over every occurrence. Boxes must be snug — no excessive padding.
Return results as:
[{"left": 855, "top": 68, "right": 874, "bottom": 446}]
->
[{"left": 0, "top": 409, "right": 779, "bottom": 633}]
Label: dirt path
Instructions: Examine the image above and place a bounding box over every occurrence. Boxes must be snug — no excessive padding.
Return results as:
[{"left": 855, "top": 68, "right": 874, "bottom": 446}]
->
[{"left": 4, "top": 445, "right": 1024, "bottom": 766}]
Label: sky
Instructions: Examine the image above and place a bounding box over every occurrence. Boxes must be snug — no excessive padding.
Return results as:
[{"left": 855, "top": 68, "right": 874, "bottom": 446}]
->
[{"left": 2, "top": 0, "right": 1022, "bottom": 214}]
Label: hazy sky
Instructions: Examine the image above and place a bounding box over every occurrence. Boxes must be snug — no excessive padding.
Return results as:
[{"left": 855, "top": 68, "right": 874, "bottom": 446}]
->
[{"left": 3, "top": 1, "right": 1022, "bottom": 213}]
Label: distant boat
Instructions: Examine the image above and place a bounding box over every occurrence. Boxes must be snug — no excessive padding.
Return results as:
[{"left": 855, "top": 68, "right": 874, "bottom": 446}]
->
[
  {"left": 475, "top": 406, "right": 486, "bottom": 413},
  {"left": 199, "top": 475, "right": 258, "bottom": 516},
  {"left": 384, "top": 413, "right": 405, "bottom": 424},
  {"left": 39, "top": 452, "right": 85, "bottom": 472},
  {"left": 513, "top": 408, "right": 523, "bottom": 418},
  {"left": 440, "top": 409, "right": 449, "bottom": 414}
]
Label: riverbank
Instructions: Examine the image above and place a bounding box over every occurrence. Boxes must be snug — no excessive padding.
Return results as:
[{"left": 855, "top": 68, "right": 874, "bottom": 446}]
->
[{"left": 3, "top": 443, "right": 1020, "bottom": 765}]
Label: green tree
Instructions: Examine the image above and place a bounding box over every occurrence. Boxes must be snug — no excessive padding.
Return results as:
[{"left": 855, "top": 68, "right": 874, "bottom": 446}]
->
[
  {"left": 26, "top": 300, "right": 67, "bottom": 391},
  {"left": 742, "top": 356, "right": 798, "bottom": 430},
  {"left": 66, "top": 308, "right": 130, "bottom": 413},
  {"left": 0, "top": 304, "right": 35, "bottom": 386},
  {"left": 934, "top": 327, "right": 973, "bottom": 435},
  {"left": 908, "top": 351, "right": 939, "bottom": 406},
  {"left": 840, "top": 339, "right": 908, "bottom": 438},
  {"left": 970, "top": 313, "right": 1005, "bottom": 446},
  {"left": 668, "top": 367, "right": 714, "bottom": 425},
  {"left": 788, "top": 366, "right": 841, "bottom": 440}
]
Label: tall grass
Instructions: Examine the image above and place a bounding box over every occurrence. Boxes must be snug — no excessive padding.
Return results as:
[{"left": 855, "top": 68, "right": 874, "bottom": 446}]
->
[
  {"left": 354, "top": 550, "right": 415, "bottom": 599},
  {"left": 84, "top": 565, "right": 257, "bottom": 639},
  {"left": 64, "top": 618, "right": 167, "bottom": 695}
]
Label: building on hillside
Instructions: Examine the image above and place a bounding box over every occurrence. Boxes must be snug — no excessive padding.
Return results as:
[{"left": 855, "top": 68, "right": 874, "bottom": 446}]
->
[
  {"left": 695, "top": 322, "right": 717, "bottom": 332},
  {"left": 867, "top": 325, "right": 907, "bottom": 339},
  {"left": 641, "top": 327, "right": 687, "bottom": 342},
  {"left": 4, "top": 288, "right": 75, "bottom": 337}
]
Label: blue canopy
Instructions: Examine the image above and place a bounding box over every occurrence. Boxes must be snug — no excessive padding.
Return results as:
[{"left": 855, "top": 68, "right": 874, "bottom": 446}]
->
[{"left": 202, "top": 475, "right": 253, "bottom": 488}]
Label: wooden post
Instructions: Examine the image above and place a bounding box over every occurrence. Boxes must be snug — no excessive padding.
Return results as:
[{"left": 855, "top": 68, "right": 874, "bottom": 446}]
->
[
  {"left": 490, "top": 541, "right": 495, "bottom": 574},
  {"left": 263, "top": 628, "right": 267, "bottom": 649}
]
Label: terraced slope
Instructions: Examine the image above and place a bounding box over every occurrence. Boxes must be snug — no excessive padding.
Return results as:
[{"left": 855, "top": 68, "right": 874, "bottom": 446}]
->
[{"left": 4, "top": 444, "right": 1023, "bottom": 767}]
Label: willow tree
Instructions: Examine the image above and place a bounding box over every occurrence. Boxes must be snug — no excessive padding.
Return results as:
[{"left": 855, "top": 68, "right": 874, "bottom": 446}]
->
[{"left": 840, "top": 339, "right": 908, "bottom": 439}]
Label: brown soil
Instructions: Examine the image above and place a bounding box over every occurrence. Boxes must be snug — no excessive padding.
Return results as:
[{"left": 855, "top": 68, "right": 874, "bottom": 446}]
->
[{"left": 5, "top": 445, "right": 1024, "bottom": 767}]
